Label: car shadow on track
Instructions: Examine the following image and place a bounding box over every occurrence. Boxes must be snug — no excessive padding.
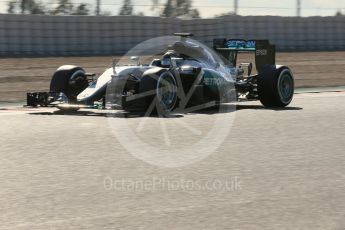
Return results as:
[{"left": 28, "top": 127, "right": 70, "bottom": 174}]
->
[
  {"left": 236, "top": 104, "right": 303, "bottom": 111},
  {"left": 29, "top": 110, "right": 109, "bottom": 117},
  {"left": 29, "top": 110, "right": 184, "bottom": 118},
  {"left": 28, "top": 103, "right": 302, "bottom": 118}
]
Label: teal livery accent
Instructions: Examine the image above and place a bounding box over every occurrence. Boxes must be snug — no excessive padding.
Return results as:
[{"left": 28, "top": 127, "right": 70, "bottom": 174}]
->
[
  {"left": 226, "top": 40, "right": 256, "bottom": 51},
  {"left": 203, "top": 69, "right": 226, "bottom": 92}
]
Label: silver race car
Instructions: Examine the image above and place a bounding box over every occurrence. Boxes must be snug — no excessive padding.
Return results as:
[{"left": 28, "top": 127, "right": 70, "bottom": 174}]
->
[{"left": 26, "top": 33, "right": 294, "bottom": 114}]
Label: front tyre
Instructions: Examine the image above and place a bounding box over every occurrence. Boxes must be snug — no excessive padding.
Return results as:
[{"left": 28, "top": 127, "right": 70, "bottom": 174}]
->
[
  {"left": 257, "top": 66, "right": 294, "bottom": 107},
  {"left": 156, "top": 71, "right": 178, "bottom": 114},
  {"left": 139, "top": 70, "right": 178, "bottom": 116},
  {"left": 50, "top": 65, "right": 89, "bottom": 103}
]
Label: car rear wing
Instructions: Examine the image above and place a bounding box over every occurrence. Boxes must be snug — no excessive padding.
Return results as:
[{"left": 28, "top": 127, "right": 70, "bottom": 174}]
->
[{"left": 213, "top": 39, "right": 276, "bottom": 73}]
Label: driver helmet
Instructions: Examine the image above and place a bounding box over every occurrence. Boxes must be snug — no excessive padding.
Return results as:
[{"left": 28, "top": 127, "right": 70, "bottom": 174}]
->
[{"left": 161, "top": 51, "right": 178, "bottom": 67}]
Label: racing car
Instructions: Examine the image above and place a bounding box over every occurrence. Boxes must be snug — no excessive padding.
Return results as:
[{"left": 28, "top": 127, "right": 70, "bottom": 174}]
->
[{"left": 26, "top": 33, "right": 294, "bottom": 115}]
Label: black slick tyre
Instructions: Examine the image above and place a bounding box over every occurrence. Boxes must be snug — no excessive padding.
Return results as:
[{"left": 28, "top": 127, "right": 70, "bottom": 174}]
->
[{"left": 257, "top": 66, "right": 294, "bottom": 107}]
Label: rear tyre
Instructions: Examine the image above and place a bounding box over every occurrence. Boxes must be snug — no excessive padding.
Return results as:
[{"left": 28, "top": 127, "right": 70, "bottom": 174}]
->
[
  {"left": 257, "top": 66, "right": 294, "bottom": 107},
  {"left": 50, "top": 66, "right": 89, "bottom": 103}
]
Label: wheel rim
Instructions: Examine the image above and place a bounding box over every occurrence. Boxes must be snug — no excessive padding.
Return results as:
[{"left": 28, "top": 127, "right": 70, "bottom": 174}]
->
[
  {"left": 278, "top": 70, "right": 294, "bottom": 104},
  {"left": 156, "top": 72, "right": 177, "bottom": 112}
]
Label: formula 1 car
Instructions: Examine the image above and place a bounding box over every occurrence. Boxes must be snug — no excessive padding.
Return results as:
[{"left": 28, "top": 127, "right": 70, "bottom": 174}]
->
[{"left": 26, "top": 33, "right": 294, "bottom": 114}]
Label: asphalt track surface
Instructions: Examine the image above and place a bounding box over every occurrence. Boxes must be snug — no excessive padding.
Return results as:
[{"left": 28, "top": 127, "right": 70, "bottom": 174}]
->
[{"left": 1, "top": 91, "right": 345, "bottom": 229}]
